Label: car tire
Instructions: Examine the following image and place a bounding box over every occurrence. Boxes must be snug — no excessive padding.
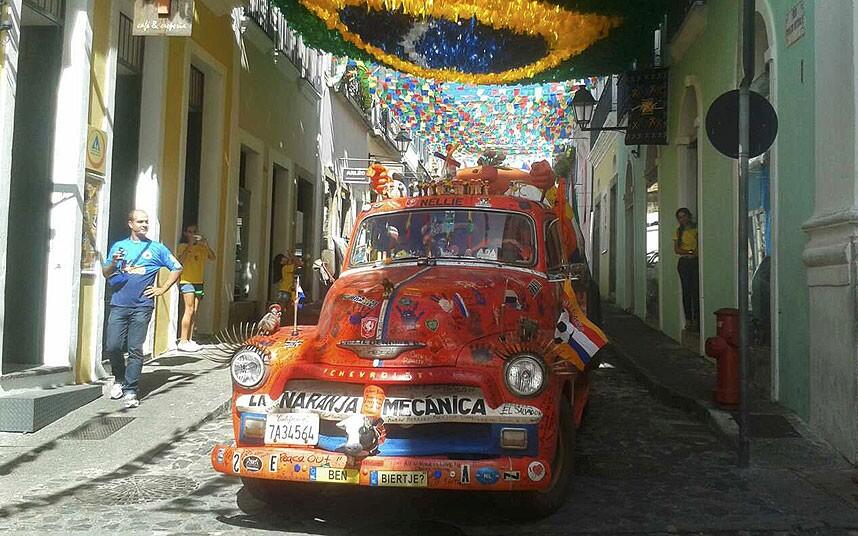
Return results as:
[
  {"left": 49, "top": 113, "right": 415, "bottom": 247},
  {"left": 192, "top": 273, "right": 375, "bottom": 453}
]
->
[{"left": 498, "top": 401, "right": 575, "bottom": 520}]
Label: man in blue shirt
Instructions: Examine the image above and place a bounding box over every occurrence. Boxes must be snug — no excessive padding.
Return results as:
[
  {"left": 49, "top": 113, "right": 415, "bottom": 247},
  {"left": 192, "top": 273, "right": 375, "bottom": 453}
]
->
[{"left": 102, "top": 210, "right": 183, "bottom": 408}]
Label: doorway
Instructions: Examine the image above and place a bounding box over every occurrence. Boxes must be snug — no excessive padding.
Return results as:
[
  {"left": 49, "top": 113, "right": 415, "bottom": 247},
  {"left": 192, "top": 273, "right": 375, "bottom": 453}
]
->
[
  {"left": 4, "top": 3, "right": 64, "bottom": 373},
  {"left": 677, "top": 85, "right": 701, "bottom": 339},
  {"left": 104, "top": 11, "right": 145, "bottom": 340},
  {"left": 749, "top": 11, "right": 774, "bottom": 398},
  {"left": 645, "top": 150, "right": 660, "bottom": 326},
  {"left": 592, "top": 201, "right": 601, "bottom": 288},
  {"left": 609, "top": 181, "right": 618, "bottom": 301},
  {"left": 295, "top": 178, "right": 315, "bottom": 298},
  {"left": 624, "top": 162, "right": 635, "bottom": 312},
  {"left": 268, "top": 163, "right": 291, "bottom": 302}
]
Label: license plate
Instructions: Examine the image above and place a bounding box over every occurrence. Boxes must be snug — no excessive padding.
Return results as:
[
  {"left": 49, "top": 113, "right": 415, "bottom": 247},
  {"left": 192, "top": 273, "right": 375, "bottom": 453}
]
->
[
  {"left": 370, "top": 470, "right": 428, "bottom": 488},
  {"left": 310, "top": 467, "right": 360, "bottom": 484},
  {"left": 264, "top": 413, "right": 319, "bottom": 446}
]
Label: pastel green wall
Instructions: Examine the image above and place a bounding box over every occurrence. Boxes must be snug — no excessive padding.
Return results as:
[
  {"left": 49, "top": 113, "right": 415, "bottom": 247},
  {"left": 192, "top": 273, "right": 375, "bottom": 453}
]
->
[
  {"left": 764, "top": 0, "right": 814, "bottom": 420},
  {"left": 659, "top": 0, "right": 739, "bottom": 344}
]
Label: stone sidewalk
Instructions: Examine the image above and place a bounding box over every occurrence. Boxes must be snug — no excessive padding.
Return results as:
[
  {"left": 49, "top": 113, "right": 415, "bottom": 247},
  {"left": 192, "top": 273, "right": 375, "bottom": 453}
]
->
[
  {"left": 0, "top": 303, "right": 325, "bottom": 512},
  {"left": 0, "top": 351, "right": 232, "bottom": 510},
  {"left": 602, "top": 303, "right": 858, "bottom": 506}
]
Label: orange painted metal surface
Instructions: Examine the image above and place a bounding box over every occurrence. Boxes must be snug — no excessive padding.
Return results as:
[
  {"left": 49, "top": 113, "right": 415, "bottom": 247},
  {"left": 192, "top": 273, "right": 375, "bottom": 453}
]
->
[{"left": 212, "top": 194, "right": 592, "bottom": 492}]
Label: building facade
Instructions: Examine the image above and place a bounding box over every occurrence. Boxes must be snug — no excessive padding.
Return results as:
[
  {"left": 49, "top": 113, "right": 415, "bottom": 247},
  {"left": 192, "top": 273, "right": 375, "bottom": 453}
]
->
[{"left": 583, "top": 0, "right": 834, "bottom": 457}]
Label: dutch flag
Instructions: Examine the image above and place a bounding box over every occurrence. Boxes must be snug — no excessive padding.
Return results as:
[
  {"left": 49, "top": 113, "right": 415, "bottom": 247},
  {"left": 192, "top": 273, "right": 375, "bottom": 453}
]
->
[{"left": 553, "top": 280, "right": 608, "bottom": 371}]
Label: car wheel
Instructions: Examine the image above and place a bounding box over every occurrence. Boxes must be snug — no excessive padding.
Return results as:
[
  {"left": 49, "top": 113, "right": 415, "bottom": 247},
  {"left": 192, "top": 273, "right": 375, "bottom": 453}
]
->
[{"left": 499, "top": 401, "right": 575, "bottom": 520}]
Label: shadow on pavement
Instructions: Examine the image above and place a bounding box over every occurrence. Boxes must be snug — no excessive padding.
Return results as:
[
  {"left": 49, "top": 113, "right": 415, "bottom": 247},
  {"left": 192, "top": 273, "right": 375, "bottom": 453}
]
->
[
  {"left": 138, "top": 369, "right": 196, "bottom": 399},
  {"left": 211, "top": 484, "right": 519, "bottom": 535},
  {"left": 148, "top": 355, "right": 203, "bottom": 367},
  {"left": 0, "top": 410, "right": 231, "bottom": 521}
]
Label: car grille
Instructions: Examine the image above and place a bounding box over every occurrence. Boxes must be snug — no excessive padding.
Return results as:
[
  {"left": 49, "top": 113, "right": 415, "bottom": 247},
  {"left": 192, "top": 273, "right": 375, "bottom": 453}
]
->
[{"left": 317, "top": 420, "right": 537, "bottom": 458}]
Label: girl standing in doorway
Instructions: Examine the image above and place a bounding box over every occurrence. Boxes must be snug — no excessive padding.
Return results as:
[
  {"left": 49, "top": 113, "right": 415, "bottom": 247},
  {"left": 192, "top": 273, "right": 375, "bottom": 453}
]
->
[
  {"left": 674, "top": 208, "right": 699, "bottom": 332},
  {"left": 177, "top": 224, "right": 216, "bottom": 352}
]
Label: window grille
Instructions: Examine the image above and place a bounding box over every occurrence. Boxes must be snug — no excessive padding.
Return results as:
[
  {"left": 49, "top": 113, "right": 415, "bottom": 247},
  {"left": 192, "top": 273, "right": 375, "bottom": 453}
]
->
[
  {"left": 117, "top": 13, "right": 145, "bottom": 74},
  {"left": 189, "top": 66, "right": 204, "bottom": 112},
  {"left": 23, "top": 0, "right": 64, "bottom": 24}
]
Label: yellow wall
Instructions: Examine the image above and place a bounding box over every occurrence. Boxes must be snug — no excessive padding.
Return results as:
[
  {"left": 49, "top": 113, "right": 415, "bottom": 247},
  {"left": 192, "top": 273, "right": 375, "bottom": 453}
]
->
[
  {"left": 75, "top": 0, "right": 112, "bottom": 383},
  {"left": 154, "top": 2, "right": 235, "bottom": 353},
  {"left": 592, "top": 138, "right": 619, "bottom": 296}
]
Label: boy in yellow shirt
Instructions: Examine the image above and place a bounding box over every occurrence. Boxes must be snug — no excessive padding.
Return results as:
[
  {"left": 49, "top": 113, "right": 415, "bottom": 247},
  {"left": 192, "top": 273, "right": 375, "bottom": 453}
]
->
[{"left": 176, "top": 224, "right": 216, "bottom": 351}]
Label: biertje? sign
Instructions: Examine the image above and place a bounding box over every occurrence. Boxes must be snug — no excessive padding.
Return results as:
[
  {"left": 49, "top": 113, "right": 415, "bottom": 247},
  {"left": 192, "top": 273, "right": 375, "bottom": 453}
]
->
[{"left": 133, "top": 0, "right": 194, "bottom": 37}]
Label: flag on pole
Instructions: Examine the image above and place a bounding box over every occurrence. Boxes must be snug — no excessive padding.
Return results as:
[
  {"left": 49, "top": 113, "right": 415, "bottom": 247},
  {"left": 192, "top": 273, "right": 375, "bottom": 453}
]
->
[
  {"left": 553, "top": 279, "right": 608, "bottom": 371},
  {"left": 554, "top": 173, "right": 577, "bottom": 261},
  {"left": 295, "top": 277, "right": 305, "bottom": 310}
]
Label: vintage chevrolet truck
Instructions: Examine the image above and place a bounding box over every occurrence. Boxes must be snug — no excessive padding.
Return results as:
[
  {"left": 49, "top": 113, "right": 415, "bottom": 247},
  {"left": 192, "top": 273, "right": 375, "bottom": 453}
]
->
[{"left": 211, "top": 192, "right": 598, "bottom": 518}]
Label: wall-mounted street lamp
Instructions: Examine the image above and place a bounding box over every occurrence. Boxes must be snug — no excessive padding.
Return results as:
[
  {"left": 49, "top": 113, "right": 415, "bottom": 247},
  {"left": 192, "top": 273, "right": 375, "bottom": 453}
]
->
[
  {"left": 394, "top": 130, "right": 412, "bottom": 155},
  {"left": 571, "top": 87, "right": 625, "bottom": 132}
]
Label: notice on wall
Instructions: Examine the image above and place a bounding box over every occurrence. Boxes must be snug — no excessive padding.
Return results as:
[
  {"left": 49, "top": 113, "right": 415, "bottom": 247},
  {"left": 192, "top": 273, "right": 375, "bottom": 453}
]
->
[
  {"left": 86, "top": 127, "right": 108, "bottom": 175},
  {"left": 133, "top": 0, "right": 194, "bottom": 36},
  {"left": 785, "top": 1, "right": 805, "bottom": 48},
  {"left": 81, "top": 174, "right": 103, "bottom": 274}
]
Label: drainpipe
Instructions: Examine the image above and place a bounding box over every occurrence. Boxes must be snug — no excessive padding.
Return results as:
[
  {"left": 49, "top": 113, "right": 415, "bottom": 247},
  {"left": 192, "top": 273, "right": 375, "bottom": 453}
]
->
[{"left": 737, "top": 0, "right": 754, "bottom": 468}]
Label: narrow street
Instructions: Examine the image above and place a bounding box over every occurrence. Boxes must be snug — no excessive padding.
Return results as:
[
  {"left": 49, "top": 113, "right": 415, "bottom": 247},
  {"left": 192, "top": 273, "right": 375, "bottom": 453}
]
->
[{"left": 1, "top": 346, "right": 856, "bottom": 535}]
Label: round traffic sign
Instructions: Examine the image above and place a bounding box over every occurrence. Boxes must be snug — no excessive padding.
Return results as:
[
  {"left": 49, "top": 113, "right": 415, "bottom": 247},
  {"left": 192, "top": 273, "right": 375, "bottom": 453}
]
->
[{"left": 705, "top": 90, "right": 778, "bottom": 159}]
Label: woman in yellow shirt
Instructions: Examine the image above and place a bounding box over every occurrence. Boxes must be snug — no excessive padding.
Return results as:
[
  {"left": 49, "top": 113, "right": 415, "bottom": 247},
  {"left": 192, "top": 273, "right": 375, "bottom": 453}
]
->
[
  {"left": 176, "top": 224, "right": 216, "bottom": 352},
  {"left": 674, "top": 208, "right": 699, "bottom": 332}
]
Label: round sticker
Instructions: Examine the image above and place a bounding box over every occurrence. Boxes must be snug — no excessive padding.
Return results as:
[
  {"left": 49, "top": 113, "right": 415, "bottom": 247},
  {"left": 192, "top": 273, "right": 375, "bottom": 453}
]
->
[{"left": 527, "top": 461, "right": 546, "bottom": 482}]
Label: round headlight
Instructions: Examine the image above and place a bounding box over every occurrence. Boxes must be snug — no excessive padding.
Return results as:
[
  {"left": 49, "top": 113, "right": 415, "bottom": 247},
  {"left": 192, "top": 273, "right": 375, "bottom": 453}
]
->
[
  {"left": 504, "top": 354, "right": 546, "bottom": 397},
  {"left": 230, "top": 348, "right": 266, "bottom": 388}
]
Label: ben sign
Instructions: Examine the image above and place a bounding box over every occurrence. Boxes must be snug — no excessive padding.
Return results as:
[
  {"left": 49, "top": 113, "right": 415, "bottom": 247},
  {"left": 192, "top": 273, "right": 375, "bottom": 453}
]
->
[{"left": 133, "top": 0, "right": 194, "bottom": 36}]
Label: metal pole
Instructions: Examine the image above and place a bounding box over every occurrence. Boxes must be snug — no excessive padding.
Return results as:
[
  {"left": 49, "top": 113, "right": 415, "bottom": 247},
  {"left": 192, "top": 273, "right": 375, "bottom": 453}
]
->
[{"left": 737, "top": 0, "right": 754, "bottom": 468}]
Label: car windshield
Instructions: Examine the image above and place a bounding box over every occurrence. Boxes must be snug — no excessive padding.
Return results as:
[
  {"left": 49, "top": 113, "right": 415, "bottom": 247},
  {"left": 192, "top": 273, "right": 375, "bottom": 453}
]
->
[{"left": 348, "top": 209, "right": 536, "bottom": 267}]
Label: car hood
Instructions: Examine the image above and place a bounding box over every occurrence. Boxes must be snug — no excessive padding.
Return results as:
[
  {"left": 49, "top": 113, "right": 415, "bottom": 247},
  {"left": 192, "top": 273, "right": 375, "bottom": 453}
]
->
[{"left": 300, "top": 263, "right": 557, "bottom": 368}]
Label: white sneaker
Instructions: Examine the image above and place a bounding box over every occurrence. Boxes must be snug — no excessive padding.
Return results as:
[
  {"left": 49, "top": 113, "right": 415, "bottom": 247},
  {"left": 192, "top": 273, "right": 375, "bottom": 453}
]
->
[
  {"left": 109, "top": 383, "right": 124, "bottom": 400},
  {"left": 177, "top": 340, "right": 199, "bottom": 352},
  {"left": 186, "top": 340, "right": 203, "bottom": 351},
  {"left": 123, "top": 392, "right": 139, "bottom": 408}
]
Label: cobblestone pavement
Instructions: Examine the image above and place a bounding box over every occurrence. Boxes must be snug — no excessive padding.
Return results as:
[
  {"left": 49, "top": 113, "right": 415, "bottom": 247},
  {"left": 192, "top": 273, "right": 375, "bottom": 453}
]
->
[{"left": 1, "top": 353, "right": 857, "bottom": 535}]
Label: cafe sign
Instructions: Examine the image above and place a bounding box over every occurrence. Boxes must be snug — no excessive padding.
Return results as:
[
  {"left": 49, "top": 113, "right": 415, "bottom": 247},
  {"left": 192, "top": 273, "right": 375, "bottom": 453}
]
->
[{"left": 133, "top": 0, "right": 194, "bottom": 37}]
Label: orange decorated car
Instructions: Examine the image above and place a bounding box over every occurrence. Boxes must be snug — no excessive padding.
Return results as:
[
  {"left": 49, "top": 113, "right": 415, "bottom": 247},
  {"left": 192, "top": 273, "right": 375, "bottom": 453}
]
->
[{"left": 211, "top": 193, "right": 600, "bottom": 518}]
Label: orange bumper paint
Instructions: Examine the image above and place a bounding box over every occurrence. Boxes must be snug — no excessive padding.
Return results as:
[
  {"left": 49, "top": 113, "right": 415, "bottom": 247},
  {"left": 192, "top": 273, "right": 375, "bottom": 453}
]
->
[{"left": 211, "top": 444, "right": 551, "bottom": 491}]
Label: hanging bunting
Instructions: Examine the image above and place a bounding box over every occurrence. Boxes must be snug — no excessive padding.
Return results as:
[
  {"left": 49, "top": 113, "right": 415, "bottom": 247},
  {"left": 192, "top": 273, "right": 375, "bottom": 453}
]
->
[
  {"left": 362, "top": 63, "right": 590, "bottom": 159},
  {"left": 273, "top": 0, "right": 678, "bottom": 84}
]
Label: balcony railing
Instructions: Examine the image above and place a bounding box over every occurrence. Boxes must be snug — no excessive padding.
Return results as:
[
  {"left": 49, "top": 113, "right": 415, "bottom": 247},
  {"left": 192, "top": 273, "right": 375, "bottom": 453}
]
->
[
  {"left": 245, "top": 0, "right": 324, "bottom": 90},
  {"left": 338, "top": 66, "right": 408, "bottom": 153}
]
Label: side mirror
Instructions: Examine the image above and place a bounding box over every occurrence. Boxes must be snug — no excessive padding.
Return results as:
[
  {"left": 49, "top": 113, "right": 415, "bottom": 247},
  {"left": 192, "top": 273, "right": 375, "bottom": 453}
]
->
[
  {"left": 313, "top": 259, "right": 335, "bottom": 285},
  {"left": 547, "top": 263, "right": 589, "bottom": 283}
]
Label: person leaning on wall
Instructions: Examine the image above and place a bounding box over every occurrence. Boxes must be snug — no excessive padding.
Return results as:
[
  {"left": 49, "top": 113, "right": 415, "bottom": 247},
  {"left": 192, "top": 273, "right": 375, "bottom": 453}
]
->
[
  {"left": 674, "top": 207, "right": 699, "bottom": 333},
  {"left": 176, "top": 223, "right": 216, "bottom": 352}
]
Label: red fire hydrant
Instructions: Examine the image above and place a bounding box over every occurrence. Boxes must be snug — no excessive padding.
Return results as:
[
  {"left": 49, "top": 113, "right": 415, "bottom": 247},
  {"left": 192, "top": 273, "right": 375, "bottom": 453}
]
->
[{"left": 705, "top": 308, "right": 740, "bottom": 406}]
